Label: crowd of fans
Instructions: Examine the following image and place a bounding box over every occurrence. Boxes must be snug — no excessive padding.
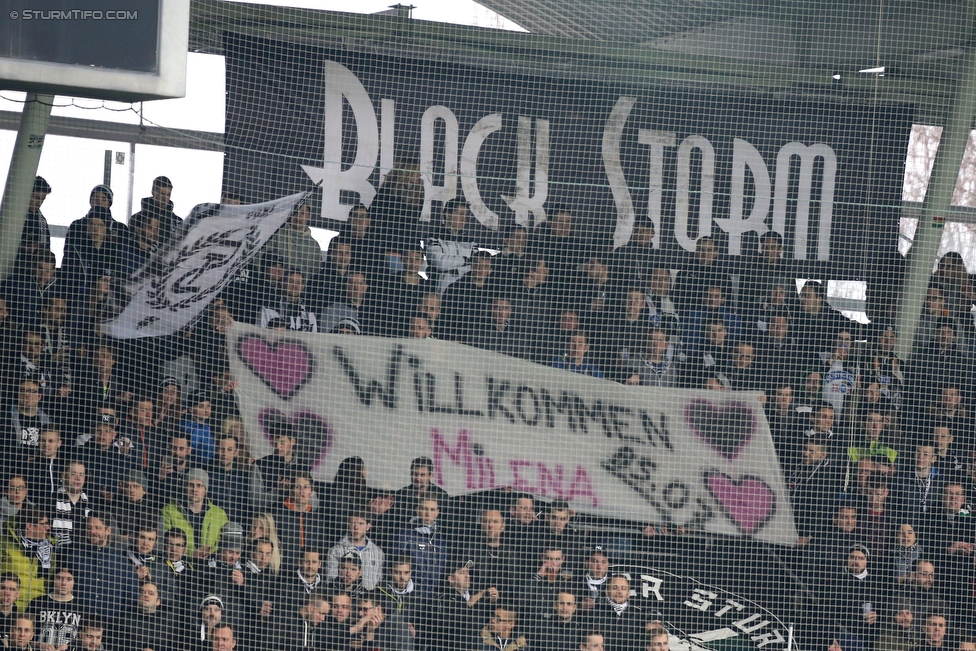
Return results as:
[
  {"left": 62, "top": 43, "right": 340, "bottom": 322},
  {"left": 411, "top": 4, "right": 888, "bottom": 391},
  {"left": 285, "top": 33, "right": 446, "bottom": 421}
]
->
[{"left": 0, "top": 165, "right": 972, "bottom": 651}]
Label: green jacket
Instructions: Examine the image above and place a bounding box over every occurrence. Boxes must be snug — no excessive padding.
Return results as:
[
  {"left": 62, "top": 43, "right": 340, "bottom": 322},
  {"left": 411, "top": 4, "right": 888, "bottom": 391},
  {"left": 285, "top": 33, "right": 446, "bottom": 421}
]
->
[
  {"left": 0, "top": 523, "right": 53, "bottom": 611},
  {"left": 161, "top": 499, "right": 228, "bottom": 558}
]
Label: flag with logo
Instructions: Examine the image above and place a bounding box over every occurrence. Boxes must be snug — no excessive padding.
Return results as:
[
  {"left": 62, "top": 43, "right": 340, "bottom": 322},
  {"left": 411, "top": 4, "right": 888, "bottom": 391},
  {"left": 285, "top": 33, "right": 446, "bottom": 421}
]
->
[{"left": 102, "top": 192, "right": 307, "bottom": 339}]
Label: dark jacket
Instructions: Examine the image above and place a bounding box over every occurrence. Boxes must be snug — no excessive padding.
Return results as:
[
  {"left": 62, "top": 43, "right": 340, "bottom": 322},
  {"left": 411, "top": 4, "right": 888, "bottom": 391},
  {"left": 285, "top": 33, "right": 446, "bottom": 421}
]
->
[
  {"left": 68, "top": 542, "right": 140, "bottom": 623},
  {"left": 432, "top": 587, "right": 489, "bottom": 650},
  {"left": 591, "top": 599, "right": 647, "bottom": 651},
  {"left": 117, "top": 604, "right": 175, "bottom": 651},
  {"left": 788, "top": 456, "right": 846, "bottom": 538},
  {"left": 394, "top": 521, "right": 449, "bottom": 601},
  {"left": 131, "top": 196, "right": 183, "bottom": 247}
]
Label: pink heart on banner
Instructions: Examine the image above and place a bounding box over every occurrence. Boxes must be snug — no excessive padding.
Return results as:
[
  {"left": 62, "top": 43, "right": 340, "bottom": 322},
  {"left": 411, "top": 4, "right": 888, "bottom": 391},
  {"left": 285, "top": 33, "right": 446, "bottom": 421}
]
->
[
  {"left": 705, "top": 473, "right": 775, "bottom": 535},
  {"left": 238, "top": 335, "right": 313, "bottom": 400}
]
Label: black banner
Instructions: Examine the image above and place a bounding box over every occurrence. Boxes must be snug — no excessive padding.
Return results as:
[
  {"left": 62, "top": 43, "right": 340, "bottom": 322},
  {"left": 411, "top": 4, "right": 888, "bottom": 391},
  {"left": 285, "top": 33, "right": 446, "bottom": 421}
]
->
[
  {"left": 224, "top": 33, "right": 913, "bottom": 277},
  {"left": 603, "top": 565, "right": 790, "bottom": 651}
]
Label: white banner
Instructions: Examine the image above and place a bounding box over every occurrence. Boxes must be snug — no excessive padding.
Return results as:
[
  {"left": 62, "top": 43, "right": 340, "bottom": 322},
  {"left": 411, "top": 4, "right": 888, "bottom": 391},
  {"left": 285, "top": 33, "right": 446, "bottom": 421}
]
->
[
  {"left": 228, "top": 325, "right": 798, "bottom": 545},
  {"left": 103, "top": 194, "right": 306, "bottom": 339}
]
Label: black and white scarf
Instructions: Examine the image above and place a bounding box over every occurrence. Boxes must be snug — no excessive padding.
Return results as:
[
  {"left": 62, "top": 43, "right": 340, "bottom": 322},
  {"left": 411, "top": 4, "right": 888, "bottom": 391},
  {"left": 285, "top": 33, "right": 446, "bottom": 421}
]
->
[
  {"left": 19, "top": 531, "right": 53, "bottom": 569},
  {"left": 127, "top": 550, "right": 156, "bottom": 567},
  {"left": 298, "top": 570, "right": 322, "bottom": 594},
  {"left": 167, "top": 558, "right": 190, "bottom": 574},
  {"left": 607, "top": 598, "right": 628, "bottom": 616},
  {"left": 245, "top": 560, "right": 263, "bottom": 574},
  {"left": 586, "top": 574, "right": 607, "bottom": 595}
]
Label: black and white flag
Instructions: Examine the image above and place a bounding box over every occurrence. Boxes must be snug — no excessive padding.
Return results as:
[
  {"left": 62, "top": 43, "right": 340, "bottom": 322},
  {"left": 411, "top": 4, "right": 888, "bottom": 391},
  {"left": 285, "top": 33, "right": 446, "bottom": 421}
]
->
[{"left": 103, "top": 192, "right": 307, "bottom": 339}]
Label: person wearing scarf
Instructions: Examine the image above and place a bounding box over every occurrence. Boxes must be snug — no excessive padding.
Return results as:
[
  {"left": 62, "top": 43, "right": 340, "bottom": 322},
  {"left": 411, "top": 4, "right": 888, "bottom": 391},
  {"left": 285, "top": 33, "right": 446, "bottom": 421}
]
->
[
  {"left": 376, "top": 558, "right": 419, "bottom": 633},
  {"left": 22, "top": 428, "right": 65, "bottom": 506},
  {"left": 281, "top": 548, "right": 324, "bottom": 611},
  {"left": 329, "top": 553, "right": 368, "bottom": 598},
  {"left": 297, "top": 551, "right": 323, "bottom": 595},
  {"left": 592, "top": 576, "right": 645, "bottom": 651},
  {"left": 823, "top": 544, "right": 879, "bottom": 647},
  {"left": 165, "top": 530, "right": 192, "bottom": 578},
  {"left": 891, "top": 443, "right": 945, "bottom": 527},
  {"left": 127, "top": 524, "right": 162, "bottom": 584},
  {"left": 187, "top": 594, "right": 226, "bottom": 650},
  {"left": 0, "top": 505, "right": 53, "bottom": 611},
  {"left": 49, "top": 461, "right": 92, "bottom": 548},
  {"left": 625, "top": 328, "right": 681, "bottom": 388},
  {"left": 259, "top": 270, "right": 319, "bottom": 332},
  {"left": 18, "top": 531, "right": 53, "bottom": 572},
  {"left": 154, "top": 528, "right": 193, "bottom": 615},
  {"left": 578, "top": 547, "right": 610, "bottom": 612}
]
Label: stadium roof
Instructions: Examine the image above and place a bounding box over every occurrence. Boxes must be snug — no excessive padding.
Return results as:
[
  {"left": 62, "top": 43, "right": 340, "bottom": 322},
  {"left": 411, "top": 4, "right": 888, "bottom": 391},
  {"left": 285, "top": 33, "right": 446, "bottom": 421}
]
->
[
  {"left": 476, "top": 0, "right": 969, "bottom": 69},
  {"left": 190, "top": 0, "right": 974, "bottom": 122}
]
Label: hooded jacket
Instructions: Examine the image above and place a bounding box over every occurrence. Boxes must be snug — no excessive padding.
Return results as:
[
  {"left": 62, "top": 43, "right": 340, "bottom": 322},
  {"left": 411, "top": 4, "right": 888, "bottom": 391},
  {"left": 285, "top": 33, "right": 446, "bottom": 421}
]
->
[
  {"left": 325, "top": 536, "right": 385, "bottom": 590},
  {"left": 162, "top": 499, "right": 228, "bottom": 558},
  {"left": 268, "top": 224, "right": 322, "bottom": 281},
  {"left": 132, "top": 196, "right": 183, "bottom": 246}
]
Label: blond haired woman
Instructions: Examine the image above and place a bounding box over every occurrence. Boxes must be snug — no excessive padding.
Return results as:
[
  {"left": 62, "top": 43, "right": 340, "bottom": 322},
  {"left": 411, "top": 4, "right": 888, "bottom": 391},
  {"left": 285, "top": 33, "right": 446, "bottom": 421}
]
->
[{"left": 249, "top": 512, "right": 282, "bottom": 574}]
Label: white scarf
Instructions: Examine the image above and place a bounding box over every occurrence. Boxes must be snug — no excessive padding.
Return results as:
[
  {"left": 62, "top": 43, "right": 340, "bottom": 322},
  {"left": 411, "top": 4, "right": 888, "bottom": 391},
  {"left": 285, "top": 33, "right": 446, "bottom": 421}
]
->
[{"left": 391, "top": 580, "right": 414, "bottom": 596}]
